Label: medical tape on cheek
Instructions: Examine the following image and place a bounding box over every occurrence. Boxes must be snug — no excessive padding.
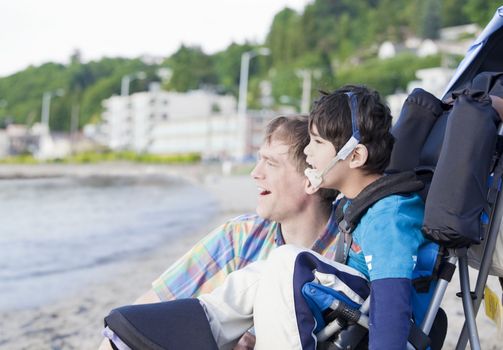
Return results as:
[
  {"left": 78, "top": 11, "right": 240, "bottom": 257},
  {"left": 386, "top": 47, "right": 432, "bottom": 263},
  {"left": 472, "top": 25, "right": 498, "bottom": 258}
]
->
[
  {"left": 304, "top": 136, "right": 359, "bottom": 189},
  {"left": 320, "top": 136, "right": 359, "bottom": 177},
  {"left": 305, "top": 167, "right": 323, "bottom": 189}
]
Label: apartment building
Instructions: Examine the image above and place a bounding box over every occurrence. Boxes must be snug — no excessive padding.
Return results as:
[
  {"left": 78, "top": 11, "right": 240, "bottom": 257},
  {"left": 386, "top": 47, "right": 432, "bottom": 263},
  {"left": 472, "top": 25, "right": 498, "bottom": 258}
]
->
[{"left": 100, "top": 85, "right": 274, "bottom": 160}]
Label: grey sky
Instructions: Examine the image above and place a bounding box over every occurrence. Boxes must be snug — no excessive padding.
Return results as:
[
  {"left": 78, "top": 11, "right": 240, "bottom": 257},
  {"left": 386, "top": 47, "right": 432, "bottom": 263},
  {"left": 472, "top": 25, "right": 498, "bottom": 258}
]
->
[{"left": 0, "top": 0, "right": 310, "bottom": 77}]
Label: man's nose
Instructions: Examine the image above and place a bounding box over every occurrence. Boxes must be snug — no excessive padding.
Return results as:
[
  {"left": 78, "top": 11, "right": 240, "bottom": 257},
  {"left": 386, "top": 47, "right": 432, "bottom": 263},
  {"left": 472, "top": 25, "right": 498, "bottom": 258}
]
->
[{"left": 250, "top": 162, "right": 264, "bottom": 179}]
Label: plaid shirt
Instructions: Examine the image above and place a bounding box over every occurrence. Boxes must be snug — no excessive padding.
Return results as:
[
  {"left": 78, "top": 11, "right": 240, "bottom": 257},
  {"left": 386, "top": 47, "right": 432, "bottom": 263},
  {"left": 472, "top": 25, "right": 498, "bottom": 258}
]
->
[{"left": 152, "top": 208, "right": 339, "bottom": 300}]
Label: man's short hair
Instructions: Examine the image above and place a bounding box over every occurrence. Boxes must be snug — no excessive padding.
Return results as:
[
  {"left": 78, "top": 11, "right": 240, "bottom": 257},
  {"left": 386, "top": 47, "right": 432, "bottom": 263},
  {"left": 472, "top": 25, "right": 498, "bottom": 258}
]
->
[
  {"left": 265, "top": 115, "right": 310, "bottom": 174},
  {"left": 264, "top": 114, "right": 338, "bottom": 204},
  {"left": 310, "top": 85, "right": 394, "bottom": 174}
]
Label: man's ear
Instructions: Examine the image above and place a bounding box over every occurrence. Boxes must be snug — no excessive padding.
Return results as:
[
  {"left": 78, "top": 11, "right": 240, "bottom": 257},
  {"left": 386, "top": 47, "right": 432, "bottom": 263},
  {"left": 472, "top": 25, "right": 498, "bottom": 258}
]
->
[
  {"left": 349, "top": 144, "right": 369, "bottom": 169},
  {"left": 304, "top": 177, "right": 320, "bottom": 195}
]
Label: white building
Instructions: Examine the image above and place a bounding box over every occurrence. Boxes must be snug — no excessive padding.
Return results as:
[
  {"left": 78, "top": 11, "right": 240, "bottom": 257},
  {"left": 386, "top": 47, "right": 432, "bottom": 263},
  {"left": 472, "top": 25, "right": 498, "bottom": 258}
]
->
[
  {"left": 378, "top": 41, "right": 399, "bottom": 59},
  {"left": 386, "top": 92, "right": 410, "bottom": 124},
  {"left": 0, "top": 129, "right": 8, "bottom": 157},
  {"left": 440, "top": 24, "right": 479, "bottom": 41},
  {"left": 31, "top": 123, "right": 72, "bottom": 160},
  {"left": 417, "top": 39, "right": 439, "bottom": 57},
  {"left": 387, "top": 67, "right": 455, "bottom": 121},
  {"left": 407, "top": 67, "right": 455, "bottom": 99},
  {"left": 379, "top": 23, "right": 480, "bottom": 61},
  {"left": 100, "top": 85, "right": 273, "bottom": 160}
]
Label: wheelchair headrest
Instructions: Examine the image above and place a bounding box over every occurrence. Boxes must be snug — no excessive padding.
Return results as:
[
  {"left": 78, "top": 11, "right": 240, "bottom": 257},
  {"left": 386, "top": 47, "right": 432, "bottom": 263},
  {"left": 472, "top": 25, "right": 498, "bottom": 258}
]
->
[
  {"left": 417, "top": 113, "right": 448, "bottom": 171},
  {"left": 388, "top": 83, "right": 501, "bottom": 248},
  {"left": 387, "top": 88, "right": 448, "bottom": 200}
]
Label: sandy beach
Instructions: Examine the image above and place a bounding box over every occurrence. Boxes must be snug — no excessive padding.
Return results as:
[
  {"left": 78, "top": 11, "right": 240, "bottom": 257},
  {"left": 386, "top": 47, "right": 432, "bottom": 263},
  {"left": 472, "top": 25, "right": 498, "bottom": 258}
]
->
[
  {"left": 0, "top": 163, "right": 257, "bottom": 350},
  {"left": 0, "top": 163, "right": 501, "bottom": 349}
]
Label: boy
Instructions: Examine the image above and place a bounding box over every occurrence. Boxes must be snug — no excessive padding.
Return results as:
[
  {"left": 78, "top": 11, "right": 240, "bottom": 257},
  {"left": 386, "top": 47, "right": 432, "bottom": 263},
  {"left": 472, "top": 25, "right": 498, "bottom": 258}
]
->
[{"left": 304, "top": 85, "right": 425, "bottom": 349}]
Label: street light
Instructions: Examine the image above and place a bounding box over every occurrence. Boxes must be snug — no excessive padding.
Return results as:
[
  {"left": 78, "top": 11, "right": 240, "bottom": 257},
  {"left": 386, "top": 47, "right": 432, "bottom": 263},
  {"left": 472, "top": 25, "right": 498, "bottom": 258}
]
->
[
  {"left": 41, "top": 89, "right": 65, "bottom": 127},
  {"left": 237, "top": 48, "right": 270, "bottom": 119},
  {"left": 0, "top": 99, "right": 7, "bottom": 125},
  {"left": 121, "top": 71, "right": 147, "bottom": 96},
  {"left": 118, "top": 71, "right": 147, "bottom": 151},
  {"left": 234, "top": 48, "right": 270, "bottom": 161},
  {"left": 296, "top": 69, "right": 322, "bottom": 114}
]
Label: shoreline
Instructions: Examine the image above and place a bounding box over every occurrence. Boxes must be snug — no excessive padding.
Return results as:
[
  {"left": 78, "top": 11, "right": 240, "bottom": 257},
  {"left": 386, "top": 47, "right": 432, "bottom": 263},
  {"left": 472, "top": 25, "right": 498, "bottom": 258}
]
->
[{"left": 0, "top": 162, "right": 223, "bottom": 181}]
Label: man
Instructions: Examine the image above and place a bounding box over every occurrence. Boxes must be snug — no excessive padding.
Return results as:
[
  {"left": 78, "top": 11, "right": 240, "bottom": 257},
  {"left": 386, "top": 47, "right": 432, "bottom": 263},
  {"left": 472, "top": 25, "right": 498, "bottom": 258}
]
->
[{"left": 100, "top": 115, "right": 339, "bottom": 349}]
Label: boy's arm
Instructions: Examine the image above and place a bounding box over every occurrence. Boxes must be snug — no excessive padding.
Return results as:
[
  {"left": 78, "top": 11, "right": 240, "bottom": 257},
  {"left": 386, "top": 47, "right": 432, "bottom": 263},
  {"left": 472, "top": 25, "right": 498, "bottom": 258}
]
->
[
  {"left": 358, "top": 197, "right": 425, "bottom": 349},
  {"left": 369, "top": 278, "right": 412, "bottom": 350}
]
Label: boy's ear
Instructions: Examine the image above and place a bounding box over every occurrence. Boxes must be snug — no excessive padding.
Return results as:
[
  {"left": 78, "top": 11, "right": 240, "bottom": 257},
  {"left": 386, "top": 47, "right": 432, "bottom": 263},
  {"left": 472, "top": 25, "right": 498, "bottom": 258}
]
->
[
  {"left": 349, "top": 144, "right": 369, "bottom": 169},
  {"left": 304, "top": 177, "right": 320, "bottom": 195}
]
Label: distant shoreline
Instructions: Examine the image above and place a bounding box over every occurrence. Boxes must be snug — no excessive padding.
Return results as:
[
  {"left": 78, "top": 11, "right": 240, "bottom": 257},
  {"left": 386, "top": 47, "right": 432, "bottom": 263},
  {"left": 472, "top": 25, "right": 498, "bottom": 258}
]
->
[{"left": 0, "top": 162, "right": 221, "bottom": 183}]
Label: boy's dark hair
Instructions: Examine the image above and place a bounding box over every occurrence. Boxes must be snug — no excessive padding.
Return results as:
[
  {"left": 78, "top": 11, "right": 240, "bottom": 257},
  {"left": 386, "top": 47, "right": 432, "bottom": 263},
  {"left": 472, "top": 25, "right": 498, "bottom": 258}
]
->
[
  {"left": 309, "top": 85, "right": 394, "bottom": 174},
  {"left": 265, "top": 115, "right": 338, "bottom": 204}
]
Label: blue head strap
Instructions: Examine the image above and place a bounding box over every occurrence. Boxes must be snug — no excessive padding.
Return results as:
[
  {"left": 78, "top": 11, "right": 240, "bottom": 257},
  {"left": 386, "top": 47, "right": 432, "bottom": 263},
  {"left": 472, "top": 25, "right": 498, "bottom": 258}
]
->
[{"left": 344, "top": 92, "right": 361, "bottom": 141}]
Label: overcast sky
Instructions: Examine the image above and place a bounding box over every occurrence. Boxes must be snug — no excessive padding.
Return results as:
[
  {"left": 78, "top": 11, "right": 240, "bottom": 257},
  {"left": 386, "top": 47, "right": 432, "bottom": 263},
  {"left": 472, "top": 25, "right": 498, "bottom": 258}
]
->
[{"left": 0, "top": 0, "right": 311, "bottom": 77}]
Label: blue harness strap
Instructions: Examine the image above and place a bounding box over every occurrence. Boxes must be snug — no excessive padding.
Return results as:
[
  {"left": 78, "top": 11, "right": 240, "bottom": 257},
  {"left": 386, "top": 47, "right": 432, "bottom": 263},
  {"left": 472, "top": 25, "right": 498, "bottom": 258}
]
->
[
  {"left": 411, "top": 241, "right": 443, "bottom": 326},
  {"left": 302, "top": 280, "right": 364, "bottom": 333}
]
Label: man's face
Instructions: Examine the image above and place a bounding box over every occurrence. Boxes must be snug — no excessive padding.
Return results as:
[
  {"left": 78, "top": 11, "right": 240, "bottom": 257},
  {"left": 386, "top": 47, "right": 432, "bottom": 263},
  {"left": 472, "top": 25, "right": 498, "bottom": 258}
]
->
[{"left": 251, "top": 138, "right": 310, "bottom": 222}]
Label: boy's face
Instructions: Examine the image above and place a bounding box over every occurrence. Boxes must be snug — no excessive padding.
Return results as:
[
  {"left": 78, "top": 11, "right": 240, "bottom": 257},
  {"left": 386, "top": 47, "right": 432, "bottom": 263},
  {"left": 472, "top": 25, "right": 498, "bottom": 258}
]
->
[
  {"left": 251, "top": 138, "right": 310, "bottom": 222},
  {"left": 304, "top": 124, "right": 346, "bottom": 190}
]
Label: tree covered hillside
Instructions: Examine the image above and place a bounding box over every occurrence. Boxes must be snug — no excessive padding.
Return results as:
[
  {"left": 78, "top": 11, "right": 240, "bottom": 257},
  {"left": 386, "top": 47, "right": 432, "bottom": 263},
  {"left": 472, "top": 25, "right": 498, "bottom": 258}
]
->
[{"left": 0, "top": 0, "right": 499, "bottom": 131}]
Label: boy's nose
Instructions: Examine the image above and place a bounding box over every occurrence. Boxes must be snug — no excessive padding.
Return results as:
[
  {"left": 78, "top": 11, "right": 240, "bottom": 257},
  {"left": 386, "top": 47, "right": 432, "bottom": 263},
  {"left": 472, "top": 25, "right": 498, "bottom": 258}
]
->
[{"left": 303, "top": 144, "right": 311, "bottom": 156}]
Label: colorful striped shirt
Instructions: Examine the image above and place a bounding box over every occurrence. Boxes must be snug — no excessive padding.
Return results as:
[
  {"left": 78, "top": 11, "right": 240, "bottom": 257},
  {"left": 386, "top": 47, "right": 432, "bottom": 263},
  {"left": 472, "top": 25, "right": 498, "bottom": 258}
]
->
[{"left": 152, "top": 206, "right": 340, "bottom": 301}]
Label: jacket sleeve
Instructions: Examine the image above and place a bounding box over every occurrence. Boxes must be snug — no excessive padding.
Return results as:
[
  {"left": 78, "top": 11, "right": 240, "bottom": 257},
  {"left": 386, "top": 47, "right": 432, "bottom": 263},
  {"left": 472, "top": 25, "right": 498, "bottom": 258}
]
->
[{"left": 369, "top": 278, "right": 412, "bottom": 350}]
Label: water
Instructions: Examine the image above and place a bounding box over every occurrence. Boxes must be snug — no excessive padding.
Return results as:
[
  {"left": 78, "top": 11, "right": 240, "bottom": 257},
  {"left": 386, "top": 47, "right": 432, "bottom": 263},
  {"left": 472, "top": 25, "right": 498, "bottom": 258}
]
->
[{"left": 0, "top": 175, "right": 218, "bottom": 311}]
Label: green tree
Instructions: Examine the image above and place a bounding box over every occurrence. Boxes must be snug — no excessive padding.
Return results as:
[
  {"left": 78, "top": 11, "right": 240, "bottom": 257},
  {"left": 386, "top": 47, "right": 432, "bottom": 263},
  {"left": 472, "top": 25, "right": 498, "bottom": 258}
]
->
[
  {"left": 335, "top": 53, "right": 441, "bottom": 96},
  {"left": 163, "top": 45, "right": 217, "bottom": 92},
  {"left": 0, "top": 57, "right": 153, "bottom": 130},
  {"left": 463, "top": 0, "right": 501, "bottom": 26},
  {"left": 441, "top": 0, "right": 470, "bottom": 27},
  {"left": 213, "top": 43, "right": 256, "bottom": 95},
  {"left": 266, "top": 8, "right": 303, "bottom": 66},
  {"left": 420, "top": 0, "right": 441, "bottom": 39}
]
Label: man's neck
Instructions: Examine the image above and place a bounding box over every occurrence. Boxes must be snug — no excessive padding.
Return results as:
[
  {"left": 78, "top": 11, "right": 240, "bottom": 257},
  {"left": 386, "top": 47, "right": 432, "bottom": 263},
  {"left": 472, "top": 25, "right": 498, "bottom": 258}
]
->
[{"left": 280, "top": 201, "right": 332, "bottom": 248}]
